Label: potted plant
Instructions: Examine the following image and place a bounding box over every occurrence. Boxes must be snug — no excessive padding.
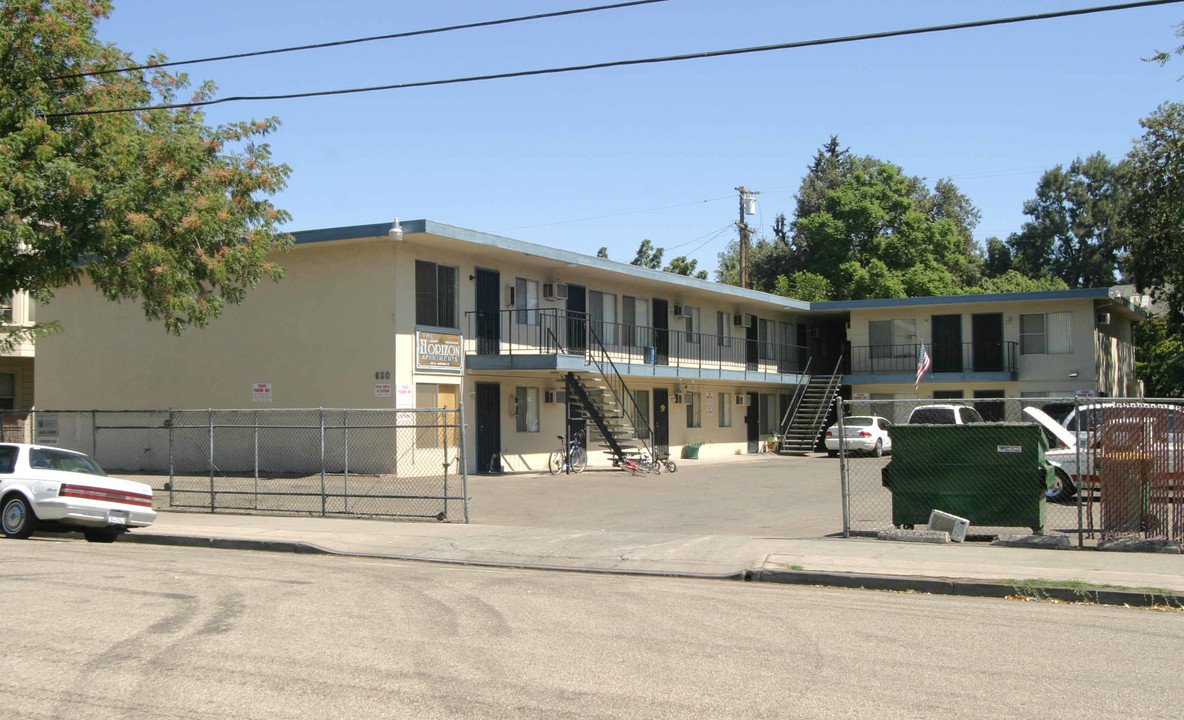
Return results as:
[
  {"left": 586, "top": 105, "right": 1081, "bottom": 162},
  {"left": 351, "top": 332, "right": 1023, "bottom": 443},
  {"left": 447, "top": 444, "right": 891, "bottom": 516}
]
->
[{"left": 683, "top": 439, "right": 704, "bottom": 459}]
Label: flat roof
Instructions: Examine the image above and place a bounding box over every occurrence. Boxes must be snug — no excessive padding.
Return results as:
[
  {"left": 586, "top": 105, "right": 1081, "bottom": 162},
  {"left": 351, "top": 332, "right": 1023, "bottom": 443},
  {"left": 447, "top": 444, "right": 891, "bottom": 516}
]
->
[{"left": 289, "top": 220, "right": 1141, "bottom": 317}]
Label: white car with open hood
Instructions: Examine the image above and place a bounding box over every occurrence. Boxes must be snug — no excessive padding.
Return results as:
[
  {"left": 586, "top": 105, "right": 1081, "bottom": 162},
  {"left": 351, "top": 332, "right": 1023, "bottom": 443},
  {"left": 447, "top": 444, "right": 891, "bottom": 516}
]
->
[{"left": 1, "top": 443, "right": 156, "bottom": 542}]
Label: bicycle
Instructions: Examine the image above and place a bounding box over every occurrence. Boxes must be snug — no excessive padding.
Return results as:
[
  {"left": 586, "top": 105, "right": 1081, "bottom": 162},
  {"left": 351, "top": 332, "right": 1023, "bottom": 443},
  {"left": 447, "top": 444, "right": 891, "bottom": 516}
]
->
[
  {"left": 621, "top": 451, "right": 669, "bottom": 475},
  {"left": 548, "top": 430, "right": 587, "bottom": 475}
]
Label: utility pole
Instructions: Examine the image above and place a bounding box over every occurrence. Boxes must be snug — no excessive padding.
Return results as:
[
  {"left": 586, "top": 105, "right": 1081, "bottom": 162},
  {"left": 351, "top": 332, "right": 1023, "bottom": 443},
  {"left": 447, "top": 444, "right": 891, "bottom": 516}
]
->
[{"left": 736, "top": 186, "right": 759, "bottom": 289}]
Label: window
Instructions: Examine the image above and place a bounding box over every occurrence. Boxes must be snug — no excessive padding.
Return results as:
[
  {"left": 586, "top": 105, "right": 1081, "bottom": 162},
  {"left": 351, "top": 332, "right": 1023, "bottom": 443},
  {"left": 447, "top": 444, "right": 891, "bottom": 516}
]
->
[
  {"left": 758, "top": 394, "right": 779, "bottom": 434},
  {"left": 0, "top": 373, "right": 14, "bottom": 410},
  {"left": 683, "top": 305, "right": 700, "bottom": 343},
  {"left": 633, "top": 389, "right": 650, "bottom": 439},
  {"left": 718, "top": 392, "right": 732, "bottom": 427},
  {"left": 869, "top": 319, "right": 917, "bottom": 358},
  {"left": 1020, "top": 312, "right": 1072, "bottom": 355},
  {"left": 686, "top": 392, "right": 702, "bottom": 428},
  {"left": 0, "top": 294, "right": 11, "bottom": 323},
  {"left": 717, "top": 312, "right": 732, "bottom": 347},
  {"left": 0, "top": 446, "right": 16, "bottom": 474},
  {"left": 588, "top": 290, "right": 617, "bottom": 344},
  {"left": 515, "top": 278, "right": 539, "bottom": 326},
  {"left": 623, "top": 295, "right": 650, "bottom": 347},
  {"left": 515, "top": 387, "right": 540, "bottom": 433},
  {"left": 415, "top": 260, "right": 458, "bottom": 328},
  {"left": 415, "top": 383, "right": 459, "bottom": 448}
]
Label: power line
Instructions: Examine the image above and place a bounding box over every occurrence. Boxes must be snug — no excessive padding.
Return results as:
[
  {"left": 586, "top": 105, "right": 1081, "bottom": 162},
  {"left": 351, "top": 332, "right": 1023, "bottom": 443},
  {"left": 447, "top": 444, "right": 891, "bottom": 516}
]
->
[
  {"left": 55, "top": 0, "right": 671, "bottom": 80},
  {"left": 48, "top": 0, "right": 1184, "bottom": 118}
]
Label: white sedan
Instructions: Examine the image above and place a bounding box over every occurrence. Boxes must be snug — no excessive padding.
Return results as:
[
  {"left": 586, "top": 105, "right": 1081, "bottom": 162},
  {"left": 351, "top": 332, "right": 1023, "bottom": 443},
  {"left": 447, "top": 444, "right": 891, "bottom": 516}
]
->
[
  {"left": 824, "top": 416, "right": 893, "bottom": 457},
  {"left": 1, "top": 443, "right": 156, "bottom": 542}
]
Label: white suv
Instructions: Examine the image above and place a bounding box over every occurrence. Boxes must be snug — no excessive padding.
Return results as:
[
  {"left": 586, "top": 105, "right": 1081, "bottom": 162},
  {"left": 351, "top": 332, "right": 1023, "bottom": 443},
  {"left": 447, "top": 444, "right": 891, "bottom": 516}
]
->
[{"left": 906, "top": 404, "right": 985, "bottom": 425}]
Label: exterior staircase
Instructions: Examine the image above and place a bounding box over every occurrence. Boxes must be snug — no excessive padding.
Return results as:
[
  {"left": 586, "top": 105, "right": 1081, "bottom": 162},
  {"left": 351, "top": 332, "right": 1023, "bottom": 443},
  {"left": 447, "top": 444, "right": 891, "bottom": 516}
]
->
[
  {"left": 779, "top": 358, "right": 843, "bottom": 455},
  {"left": 564, "top": 371, "right": 645, "bottom": 464}
]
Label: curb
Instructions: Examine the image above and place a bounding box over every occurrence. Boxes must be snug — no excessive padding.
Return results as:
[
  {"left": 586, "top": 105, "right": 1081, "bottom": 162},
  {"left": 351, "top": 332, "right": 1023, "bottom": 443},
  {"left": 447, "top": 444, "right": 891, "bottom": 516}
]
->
[{"left": 746, "top": 567, "right": 1184, "bottom": 608}]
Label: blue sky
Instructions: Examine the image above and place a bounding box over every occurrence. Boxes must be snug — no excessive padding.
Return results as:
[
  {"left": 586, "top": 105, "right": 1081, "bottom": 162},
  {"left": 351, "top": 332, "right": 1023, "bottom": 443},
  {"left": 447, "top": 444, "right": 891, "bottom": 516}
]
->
[{"left": 96, "top": 0, "right": 1184, "bottom": 278}]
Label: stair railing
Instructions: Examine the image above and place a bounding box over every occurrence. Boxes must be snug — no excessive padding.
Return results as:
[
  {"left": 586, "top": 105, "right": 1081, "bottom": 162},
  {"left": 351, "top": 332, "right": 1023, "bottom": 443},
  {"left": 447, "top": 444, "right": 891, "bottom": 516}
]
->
[
  {"left": 583, "top": 323, "right": 655, "bottom": 461},
  {"left": 779, "top": 356, "right": 813, "bottom": 437},
  {"left": 799, "top": 355, "right": 845, "bottom": 449}
]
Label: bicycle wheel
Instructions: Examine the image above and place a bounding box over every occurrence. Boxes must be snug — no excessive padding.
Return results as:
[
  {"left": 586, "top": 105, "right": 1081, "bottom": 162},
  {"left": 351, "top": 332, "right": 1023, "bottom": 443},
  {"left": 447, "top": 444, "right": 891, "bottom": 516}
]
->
[
  {"left": 570, "top": 447, "right": 587, "bottom": 473},
  {"left": 548, "top": 449, "right": 565, "bottom": 475},
  {"left": 664, "top": 460, "right": 678, "bottom": 473}
]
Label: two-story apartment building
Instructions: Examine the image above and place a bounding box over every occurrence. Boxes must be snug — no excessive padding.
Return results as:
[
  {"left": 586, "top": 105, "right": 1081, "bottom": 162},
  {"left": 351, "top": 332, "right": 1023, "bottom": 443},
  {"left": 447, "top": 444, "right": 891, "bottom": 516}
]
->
[{"left": 31, "top": 220, "right": 1145, "bottom": 473}]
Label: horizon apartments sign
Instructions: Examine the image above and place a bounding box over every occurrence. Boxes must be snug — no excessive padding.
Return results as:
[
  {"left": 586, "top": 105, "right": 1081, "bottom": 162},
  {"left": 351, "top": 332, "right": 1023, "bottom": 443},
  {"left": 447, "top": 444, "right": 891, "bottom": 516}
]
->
[{"left": 415, "top": 329, "right": 463, "bottom": 372}]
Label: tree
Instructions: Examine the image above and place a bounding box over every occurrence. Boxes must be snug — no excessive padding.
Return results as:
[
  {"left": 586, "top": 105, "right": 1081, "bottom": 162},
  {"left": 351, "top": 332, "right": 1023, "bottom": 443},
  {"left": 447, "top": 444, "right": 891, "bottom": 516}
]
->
[
  {"left": 1133, "top": 315, "right": 1184, "bottom": 398},
  {"left": 596, "top": 247, "right": 609, "bottom": 259},
  {"left": 1007, "top": 154, "right": 1129, "bottom": 288},
  {"left": 630, "top": 239, "right": 663, "bottom": 269},
  {"left": 663, "top": 256, "right": 708, "bottom": 280},
  {"left": 0, "top": 0, "right": 291, "bottom": 349},
  {"left": 1124, "top": 102, "right": 1184, "bottom": 322}
]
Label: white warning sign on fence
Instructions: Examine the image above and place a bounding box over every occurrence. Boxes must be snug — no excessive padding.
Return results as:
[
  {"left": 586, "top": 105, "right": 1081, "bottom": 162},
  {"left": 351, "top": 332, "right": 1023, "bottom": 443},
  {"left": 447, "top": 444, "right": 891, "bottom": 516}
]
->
[{"left": 252, "top": 383, "right": 272, "bottom": 403}]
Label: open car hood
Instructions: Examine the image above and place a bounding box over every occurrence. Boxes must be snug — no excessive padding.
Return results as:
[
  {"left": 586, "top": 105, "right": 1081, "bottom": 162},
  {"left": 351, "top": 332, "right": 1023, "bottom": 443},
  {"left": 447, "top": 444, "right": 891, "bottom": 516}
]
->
[{"left": 1022, "top": 406, "right": 1077, "bottom": 449}]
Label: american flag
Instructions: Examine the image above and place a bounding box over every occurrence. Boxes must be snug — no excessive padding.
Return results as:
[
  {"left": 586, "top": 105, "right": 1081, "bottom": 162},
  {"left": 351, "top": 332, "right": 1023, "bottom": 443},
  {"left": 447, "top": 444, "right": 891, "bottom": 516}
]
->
[{"left": 915, "top": 341, "right": 932, "bottom": 389}]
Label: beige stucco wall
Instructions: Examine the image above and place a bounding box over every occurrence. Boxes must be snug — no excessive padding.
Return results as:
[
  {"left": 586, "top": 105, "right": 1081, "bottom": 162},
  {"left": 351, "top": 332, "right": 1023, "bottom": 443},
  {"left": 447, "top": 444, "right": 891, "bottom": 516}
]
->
[
  {"left": 36, "top": 239, "right": 401, "bottom": 410},
  {"left": 847, "top": 298, "right": 1105, "bottom": 390}
]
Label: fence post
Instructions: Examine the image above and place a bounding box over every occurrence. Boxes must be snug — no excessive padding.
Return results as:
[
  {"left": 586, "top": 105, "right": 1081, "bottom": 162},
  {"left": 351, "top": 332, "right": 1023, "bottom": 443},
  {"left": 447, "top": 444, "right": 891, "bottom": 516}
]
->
[
  {"left": 442, "top": 408, "right": 450, "bottom": 521},
  {"left": 254, "top": 410, "right": 260, "bottom": 511},
  {"left": 458, "top": 402, "right": 469, "bottom": 523},
  {"left": 318, "top": 408, "right": 326, "bottom": 516},
  {"left": 91, "top": 410, "right": 97, "bottom": 458},
  {"left": 168, "top": 409, "right": 175, "bottom": 507},
  {"left": 208, "top": 409, "right": 215, "bottom": 513},
  {"left": 343, "top": 409, "right": 350, "bottom": 515},
  {"left": 838, "top": 396, "right": 850, "bottom": 537},
  {"left": 1074, "top": 394, "right": 1084, "bottom": 547}
]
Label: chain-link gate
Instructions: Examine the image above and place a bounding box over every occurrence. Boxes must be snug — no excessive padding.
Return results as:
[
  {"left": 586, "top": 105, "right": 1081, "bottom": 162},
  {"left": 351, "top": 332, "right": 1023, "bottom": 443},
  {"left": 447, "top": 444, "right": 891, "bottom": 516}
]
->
[
  {"left": 837, "top": 396, "right": 1183, "bottom": 546},
  {"left": 0, "top": 407, "right": 468, "bottom": 522}
]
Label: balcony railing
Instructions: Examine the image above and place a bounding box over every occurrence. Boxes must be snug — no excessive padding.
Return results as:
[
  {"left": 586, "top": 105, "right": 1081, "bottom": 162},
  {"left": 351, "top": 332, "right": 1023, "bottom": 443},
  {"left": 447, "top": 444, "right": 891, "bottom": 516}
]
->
[
  {"left": 845, "top": 341, "right": 1018, "bottom": 376},
  {"left": 464, "top": 308, "right": 808, "bottom": 376}
]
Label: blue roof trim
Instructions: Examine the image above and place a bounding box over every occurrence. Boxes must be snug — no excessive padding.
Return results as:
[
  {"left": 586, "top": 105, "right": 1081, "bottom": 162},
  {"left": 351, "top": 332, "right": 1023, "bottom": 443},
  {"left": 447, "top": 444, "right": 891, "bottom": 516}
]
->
[
  {"left": 289, "top": 219, "right": 811, "bottom": 310},
  {"left": 812, "top": 287, "right": 1112, "bottom": 310},
  {"left": 288, "top": 220, "right": 1130, "bottom": 315}
]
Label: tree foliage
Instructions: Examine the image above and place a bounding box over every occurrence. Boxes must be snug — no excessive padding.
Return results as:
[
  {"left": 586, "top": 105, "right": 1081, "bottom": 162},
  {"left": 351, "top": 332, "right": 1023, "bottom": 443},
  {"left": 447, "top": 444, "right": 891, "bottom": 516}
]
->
[
  {"left": 630, "top": 239, "right": 663, "bottom": 269},
  {"left": 1006, "top": 154, "right": 1129, "bottom": 289},
  {"left": 1134, "top": 315, "right": 1184, "bottom": 398},
  {"left": 0, "top": 0, "right": 291, "bottom": 345},
  {"left": 1124, "top": 102, "right": 1184, "bottom": 322}
]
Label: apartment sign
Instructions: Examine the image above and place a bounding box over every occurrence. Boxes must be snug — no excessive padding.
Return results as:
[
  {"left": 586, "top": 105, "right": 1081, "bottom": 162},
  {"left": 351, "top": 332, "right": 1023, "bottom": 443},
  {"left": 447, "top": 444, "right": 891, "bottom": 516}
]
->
[{"left": 415, "top": 330, "right": 463, "bottom": 372}]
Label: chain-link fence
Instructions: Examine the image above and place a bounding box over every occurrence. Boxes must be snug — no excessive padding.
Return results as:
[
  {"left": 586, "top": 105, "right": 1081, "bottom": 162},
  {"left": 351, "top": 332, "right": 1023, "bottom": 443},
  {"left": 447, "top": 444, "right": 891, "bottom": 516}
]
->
[
  {"left": 838, "top": 397, "right": 1183, "bottom": 546},
  {"left": 0, "top": 408, "right": 468, "bottom": 522}
]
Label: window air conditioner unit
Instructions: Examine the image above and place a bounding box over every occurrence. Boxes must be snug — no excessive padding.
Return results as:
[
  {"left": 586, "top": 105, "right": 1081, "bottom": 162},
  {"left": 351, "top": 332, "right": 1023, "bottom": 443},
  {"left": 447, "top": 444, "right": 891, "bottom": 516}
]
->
[
  {"left": 673, "top": 304, "right": 692, "bottom": 318},
  {"left": 1096, "top": 312, "right": 1111, "bottom": 325},
  {"left": 672, "top": 392, "right": 686, "bottom": 405},
  {"left": 733, "top": 313, "right": 756, "bottom": 328},
  {"left": 543, "top": 282, "right": 568, "bottom": 301},
  {"left": 681, "top": 392, "right": 695, "bottom": 404},
  {"left": 506, "top": 285, "right": 516, "bottom": 308},
  {"left": 544, "top": 390, "right": 566, "bottom": 404},
  {"left": 735, "top": 394, "right": 752, "bottom": 406}
]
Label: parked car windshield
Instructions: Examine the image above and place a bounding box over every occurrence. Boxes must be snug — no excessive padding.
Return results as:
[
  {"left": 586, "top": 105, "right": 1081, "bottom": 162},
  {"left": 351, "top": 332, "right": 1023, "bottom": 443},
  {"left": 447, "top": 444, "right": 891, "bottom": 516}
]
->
[
  {"left": 909, "top": 408, "right": 956, "bottom": 424},
  {"left": 958, "top": 407, "right": 986, "bottom": 423},
  {"left": 28, "top": 448, "right": 107, "bottom": 476}
]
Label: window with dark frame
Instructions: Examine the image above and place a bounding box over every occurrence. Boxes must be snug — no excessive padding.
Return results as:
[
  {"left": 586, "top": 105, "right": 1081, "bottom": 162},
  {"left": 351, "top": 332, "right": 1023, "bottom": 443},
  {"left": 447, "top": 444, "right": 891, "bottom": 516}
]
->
[{"left": 415, "top": 260, "right": 458, "bottom": 328}]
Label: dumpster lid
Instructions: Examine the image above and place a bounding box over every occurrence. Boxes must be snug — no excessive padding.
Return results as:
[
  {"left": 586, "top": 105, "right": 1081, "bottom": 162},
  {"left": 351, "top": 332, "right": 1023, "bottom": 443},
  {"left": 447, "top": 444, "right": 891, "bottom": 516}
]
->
[{"left": 1022, "top": 406, "right": 1077, "bottom": 449}]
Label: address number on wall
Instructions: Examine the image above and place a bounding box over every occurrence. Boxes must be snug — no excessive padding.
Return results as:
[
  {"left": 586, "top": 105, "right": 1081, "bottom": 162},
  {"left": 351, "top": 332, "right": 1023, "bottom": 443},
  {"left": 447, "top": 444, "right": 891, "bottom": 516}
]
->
[{"left": 375, "top": 371, "right": 391, "bottom": 380}]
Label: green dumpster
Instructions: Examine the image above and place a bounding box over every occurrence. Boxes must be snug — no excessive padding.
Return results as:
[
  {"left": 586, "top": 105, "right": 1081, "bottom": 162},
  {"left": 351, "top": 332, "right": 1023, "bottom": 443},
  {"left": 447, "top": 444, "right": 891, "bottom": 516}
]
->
[{"left": 881, "top": 424, "right": 1055, "bottom": 534}]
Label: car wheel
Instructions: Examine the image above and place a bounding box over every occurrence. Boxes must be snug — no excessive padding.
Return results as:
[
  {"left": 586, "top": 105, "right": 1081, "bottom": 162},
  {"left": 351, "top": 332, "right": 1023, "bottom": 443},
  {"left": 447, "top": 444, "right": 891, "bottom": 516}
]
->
[
  {"left": 827, "top": 449, "right": 838, "bottom": 458},
  {"left": 1, "top": 495, "right": 36, "bottom": 539},
  {"left": 83, "top": 528, "right": 122, "bottom": 543},
  {"left": 871, "top": 439, "right": 884, "bottom": 458},
  {"left": 1047, "top": 467, "right": 1077, "bottom": 503}
]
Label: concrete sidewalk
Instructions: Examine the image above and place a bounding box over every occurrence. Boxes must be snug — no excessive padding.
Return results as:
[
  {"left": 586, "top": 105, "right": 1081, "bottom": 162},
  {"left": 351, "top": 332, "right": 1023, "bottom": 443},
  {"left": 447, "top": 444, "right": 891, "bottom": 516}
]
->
[{"left": 121, "top": 511, "right": 1184, "bottom": 607}]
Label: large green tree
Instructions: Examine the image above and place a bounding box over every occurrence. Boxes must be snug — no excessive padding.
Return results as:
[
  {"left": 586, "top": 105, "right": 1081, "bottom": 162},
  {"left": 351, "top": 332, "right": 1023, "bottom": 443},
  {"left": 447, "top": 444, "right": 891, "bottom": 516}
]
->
[
  {"left": 1007, "top": 153, "right": 1129, "bottom": 289},
  {"left": 0, "top": 0, "right": 291, "bottom": 348},
  {"left": 1124, "top": 102, "right": 1184, "bottom": 322}
]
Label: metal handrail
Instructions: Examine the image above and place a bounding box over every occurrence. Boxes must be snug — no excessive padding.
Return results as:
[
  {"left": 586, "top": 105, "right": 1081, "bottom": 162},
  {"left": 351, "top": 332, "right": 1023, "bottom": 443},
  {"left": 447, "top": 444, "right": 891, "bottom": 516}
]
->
[
  {"left": 585, "top": 323, "right": 655, "bottom": 460},
  {"left": 779, "top": 356, "right": 813, "bottom": 435}
]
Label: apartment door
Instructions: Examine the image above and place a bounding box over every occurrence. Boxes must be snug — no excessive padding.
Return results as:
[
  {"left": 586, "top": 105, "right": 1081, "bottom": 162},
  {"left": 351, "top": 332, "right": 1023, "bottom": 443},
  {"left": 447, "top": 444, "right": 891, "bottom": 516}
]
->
[
  {"left": 653, "top": 388, "right": 670, "bottom": 458},
  {"left": 931, "top": 314, "right": 962, "bottom": 372},
  {"left": 974, "top": 389, "right": 1006, "bottom": 422},
  {"left": 474, "top": 268, "right": 500, "bottom": 355},
  {"left": 746, "top": 318, "right": 759, "bottom": 371},
  {"left": 475, "top": 383, "right": 501, "bottom": 473},
  {"left": 746, "top": 391, "right": 760, "bottom": 453},
  {"left": 971, "top": 313, "right": 1004, "bottom": 371},
  {"left": 652, "top": 298, "right": 669, "bottom": 365},
  {"left": 566, "top": 284, "right": 587, "bottom": 354}
]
